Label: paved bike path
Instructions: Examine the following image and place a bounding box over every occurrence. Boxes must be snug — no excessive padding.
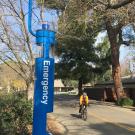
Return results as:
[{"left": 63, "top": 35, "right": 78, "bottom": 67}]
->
[{"left": 50, "top": 95, "right": 135, "bottom": 135}]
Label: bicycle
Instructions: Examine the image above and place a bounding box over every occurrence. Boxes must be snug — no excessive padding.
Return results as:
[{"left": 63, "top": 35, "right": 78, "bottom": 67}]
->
[{"left": 81, "top": 104, "right": 87, "bottom": 121}]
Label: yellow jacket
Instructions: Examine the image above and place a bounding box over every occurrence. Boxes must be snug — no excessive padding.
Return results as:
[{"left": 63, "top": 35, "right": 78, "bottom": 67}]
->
[{"left": 80, "top": 95, "right": 89, "bottom": 105}]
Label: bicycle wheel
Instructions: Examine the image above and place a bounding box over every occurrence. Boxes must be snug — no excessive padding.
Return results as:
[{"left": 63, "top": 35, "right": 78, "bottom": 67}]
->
[
  {"left": 81, "top": 109, "right": 84, "bottom": 119},
  {"left": 81, "top": 105, "right": 87, "bottom": 121},
  {"left": 83, "top": 109, "right": 87, "bottom": 121}
]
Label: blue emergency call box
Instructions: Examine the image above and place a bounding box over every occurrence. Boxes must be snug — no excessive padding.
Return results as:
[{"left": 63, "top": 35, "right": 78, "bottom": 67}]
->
[
  {"left": 28, "top": 0, "right": 56, "bottom": 135},
  {"left": 33, "top": 58, "right": 54, "bottom": 135}
]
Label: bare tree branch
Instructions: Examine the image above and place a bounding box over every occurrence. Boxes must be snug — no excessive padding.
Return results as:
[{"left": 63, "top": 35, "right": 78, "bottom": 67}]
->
[
  {"left": 107, "top": 0, "right": 135, "bottom": 9},
  {"left": 96, "top": 0, "right": 108, "bottom": 6},
  {"left": 0, "top": 19, "right": 29, "bottom": 74},
  {"left": 20, "top": 0, "right": 34, "bottom": 61},
  {"left": 0, "top": 57, "right": 27, "bottom": 82},
  {"left": 8, "top": 0, "right": 21, "bottom": 19},
  {"left": 0, "top": 0, "right": 37, "bottom": 97}
]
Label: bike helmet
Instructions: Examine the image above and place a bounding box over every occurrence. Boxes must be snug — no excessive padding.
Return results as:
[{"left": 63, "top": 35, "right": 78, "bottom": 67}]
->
[{"left": 83, "top": 92, "right": 87, "bottom": 96}]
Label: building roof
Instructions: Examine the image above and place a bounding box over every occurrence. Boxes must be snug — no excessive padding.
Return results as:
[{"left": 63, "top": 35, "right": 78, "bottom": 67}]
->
[
  {"left": 95, "top": 77, "right": 135, "bottom": 89},
  {"left": 83, "top": 83, "right": 92, "bottom": 87},
  {"left": 54, "top": 79, "right": 65, "bottom": 88}
]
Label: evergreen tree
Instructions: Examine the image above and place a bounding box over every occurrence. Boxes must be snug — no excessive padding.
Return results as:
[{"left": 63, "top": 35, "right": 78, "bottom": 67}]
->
[{"left": 55, "top": 1, "right": 111, "bottom": 94}]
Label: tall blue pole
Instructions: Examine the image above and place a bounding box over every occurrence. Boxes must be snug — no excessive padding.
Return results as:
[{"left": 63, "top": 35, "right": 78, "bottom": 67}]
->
[
  {"left": 28, "top": 1, "right": 56, "bottom": 135},
  {"left": 28, "top": 0, "right": 36, "bottom": 37}
]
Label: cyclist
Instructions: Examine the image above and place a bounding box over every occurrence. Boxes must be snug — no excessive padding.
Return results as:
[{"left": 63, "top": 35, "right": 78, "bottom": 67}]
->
[{"left": 79, "top": 92, "right": 89, "bottom": 113}]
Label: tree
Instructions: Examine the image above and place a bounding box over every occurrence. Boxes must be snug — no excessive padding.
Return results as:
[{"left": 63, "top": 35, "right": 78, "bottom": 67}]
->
[
  {"left": 36, "top": 0, "right": 67, "bottom": 11},
  {"left": 0, "top": 0, "right": 36, "bottom": 99},
  {"left": 54, "top": 0, "right": 135, "bottom": 99},
  {"left": 46, "top": 0, "right": 135, "bottom": 99},
  {"left": 55, "top": 0, "right": 111, "bottom": 95},
  {"left": 94, "top": 37, "right": 112, "bottom": 82},
  {"left": 92, "top": 0, "right": 135, "bottom": 100},
  {"left": 0, "top": 0, "right": 68, "bottom": 98}
]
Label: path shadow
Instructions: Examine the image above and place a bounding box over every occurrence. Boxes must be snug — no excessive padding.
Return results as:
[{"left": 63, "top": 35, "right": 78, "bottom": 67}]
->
[
  {"left": 119, "top": 123, "right": 135, "bottom": 129},
  {"left": 132, "top": 109, "right": 135, "bottom": 111},
  {"left": 91, "top": 100, "right": 135, "bottom": 112},
  {"left": 89, "top": 122, "right": 135, "bottom": 135},
  {"left": 70, "top": 113, "right": 81, "bottom": 119},
  {"left": 90, "top": 100, "right": 116, "bottom": 107},
  {"left": 55, "top": 94, "right": 79, "bottom": 101}
]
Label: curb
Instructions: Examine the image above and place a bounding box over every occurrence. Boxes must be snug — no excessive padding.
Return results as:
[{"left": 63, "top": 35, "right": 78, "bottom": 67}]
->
[{"left": 47, "top": 115, "right": 67, "bottom": 135}]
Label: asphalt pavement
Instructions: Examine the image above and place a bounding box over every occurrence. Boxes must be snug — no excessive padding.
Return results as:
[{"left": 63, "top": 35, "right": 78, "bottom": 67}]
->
[{"left": 49, "top": 94, "right": 135, "bottom": 135}]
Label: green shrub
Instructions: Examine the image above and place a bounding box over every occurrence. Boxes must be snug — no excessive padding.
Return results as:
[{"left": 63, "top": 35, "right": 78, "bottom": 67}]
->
[
  {"left": 0, "top": 92, "right": 32, "bottom": 135},
  {"left": 117, "top": 98, "right": 134, "bottom": 107}
]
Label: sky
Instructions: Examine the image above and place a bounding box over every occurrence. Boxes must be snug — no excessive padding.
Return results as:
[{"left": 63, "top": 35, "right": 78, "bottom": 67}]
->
[
  {"left": 7, "top": 1, "right": 133, "bottom": 63},
  {"left": 29, "top": 3, "right": 133, "bottom": 64},
  {"left": 45, "top": 10, "right": 132, "bottom": 63},
  {"left": 95, "top": 32, "right": 132, "bottom": 62},
  {"left": 45, "top": 11, "right": 130, "bottom": 63}
]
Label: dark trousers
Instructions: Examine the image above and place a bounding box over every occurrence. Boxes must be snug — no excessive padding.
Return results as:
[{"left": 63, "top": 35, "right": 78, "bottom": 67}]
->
[
  {"left": 79, "top": 105, "right": 82, "bottom": 113},
  {"left": 79, "top": 104, "right": 87, "bottom": 113}
]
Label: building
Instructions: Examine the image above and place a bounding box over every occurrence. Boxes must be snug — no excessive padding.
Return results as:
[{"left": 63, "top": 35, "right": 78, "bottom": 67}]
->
[
  {"left": 54, "top": 79, "right": 74, "bottom": 93},
  {"left": 54, "top": 79, "right": 65, "bottom": 92},
  {"left": 84, "top": 77, "right": 135, "bottom": 103}
]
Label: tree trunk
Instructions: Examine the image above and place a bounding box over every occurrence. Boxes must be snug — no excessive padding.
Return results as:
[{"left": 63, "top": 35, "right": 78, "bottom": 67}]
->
[
  {"left": 111, "top": 43, "right": 122, "bottom": 100},
  {"left": 106, "top": 21, "right": 123, "bottom": 100},
  {"left": 26, "top": 80, "right": 34, "bottom": 100},
  {"left": 78, "top": 77, "right": 83, "bottom": 96}
]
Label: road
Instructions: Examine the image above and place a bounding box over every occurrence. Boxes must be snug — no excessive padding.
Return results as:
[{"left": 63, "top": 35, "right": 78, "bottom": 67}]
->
[{"left": 50, "top": 95, "right": 135, "bottom": 135}]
